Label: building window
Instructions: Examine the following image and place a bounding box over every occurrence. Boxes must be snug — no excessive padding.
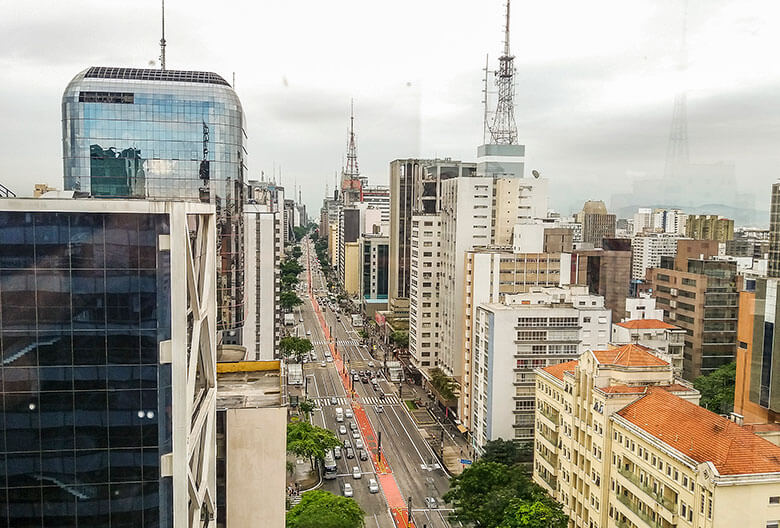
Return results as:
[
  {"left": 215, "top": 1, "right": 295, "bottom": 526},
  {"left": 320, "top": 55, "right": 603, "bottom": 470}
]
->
[{"left": 770, "top": 496, "right": 780, "bottom": 505}]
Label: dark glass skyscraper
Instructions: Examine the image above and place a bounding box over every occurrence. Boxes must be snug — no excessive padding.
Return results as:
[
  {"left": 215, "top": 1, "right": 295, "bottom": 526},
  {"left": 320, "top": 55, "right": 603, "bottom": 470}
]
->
[
  {"left": 0, "top": 199, "right": 218, "bottom": 528},
  {"left": 62, "top": 67, "right": 246, "bottom": 334}
]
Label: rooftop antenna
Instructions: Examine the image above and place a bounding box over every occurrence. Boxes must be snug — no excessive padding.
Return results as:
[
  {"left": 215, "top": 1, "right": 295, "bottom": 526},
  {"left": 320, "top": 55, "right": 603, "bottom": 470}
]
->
[
  {"left": 482, "top": 53, "right": 490, "bottom": 144},
  {"left": 159, "top": 0, "right": 167, "bottom": 70},
  {"left": 232, "top": 72, "right": 236, "bottom": 88},
  {"left": 487, "top": 0, "right": 518, "bottom": 145}
]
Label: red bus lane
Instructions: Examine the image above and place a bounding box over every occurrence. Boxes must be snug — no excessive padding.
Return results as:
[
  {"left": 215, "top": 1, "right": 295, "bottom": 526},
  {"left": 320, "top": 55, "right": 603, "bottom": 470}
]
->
[{"left": 305, "top": 244, "right": 416, "bottom": 527}]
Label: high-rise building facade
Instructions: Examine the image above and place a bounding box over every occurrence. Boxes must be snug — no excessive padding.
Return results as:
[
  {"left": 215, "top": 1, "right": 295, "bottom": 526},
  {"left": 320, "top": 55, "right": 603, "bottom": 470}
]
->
[
  {"left": 534, "top": 348, "right": 780, "bottom": 528},
  {"left": 62, "top": 66, "right": 246, "bottom": 335},
  {"left": 647, "top": 258, "right": 738, "bottom": 379},
  {"left": 572, "top": 239, "right": 633, "bottom": 322},
  {"left": 387, "top": 159, "right": 475, "bottom": 313},
  {"left": 770, "top": 183, "right": 780, "bottom": 278},
  {"left": 408, "top": 215, "right": 442, "bottom": 370},
  {"left": 359, "top": 234, "right": 389, "bottom": 315},
  {"left": 471, "top": 287, "right": 610, "bottom": 450},
  {"left": 734, "top": 278, "right": 780, "bottom": 424},
  {"left": 631, "top": 232, "right": 685, "bottom": 281},
  {"left": 0, "top": 198, "right": 217, "bottom": 527},
  {"left": 577, "top": 200, "right": 616, "bottom": 248},
  {"left": 685, "top": 214, "right": 735, "bottom": 242}
]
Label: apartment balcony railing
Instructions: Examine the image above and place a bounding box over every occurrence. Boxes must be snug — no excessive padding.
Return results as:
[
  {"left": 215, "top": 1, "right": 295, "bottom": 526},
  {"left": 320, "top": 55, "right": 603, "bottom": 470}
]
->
[
  {"left": 616, "top": 492, "right": 663, "bottom": 528},
  {"left": 538, "top": 471, "right": 556, "bottom": 491},
  {"left": 617, "top": 467, "right": 676, "bottom": 512},
  {"left": 539, "top": 427, "right": 558, "bottom": 447},
  {"left": 538, "top": 406, "right": 559, "bottom": 426},
  {"left": 538, "top": 449, "right": 557, "bottom": 469}
]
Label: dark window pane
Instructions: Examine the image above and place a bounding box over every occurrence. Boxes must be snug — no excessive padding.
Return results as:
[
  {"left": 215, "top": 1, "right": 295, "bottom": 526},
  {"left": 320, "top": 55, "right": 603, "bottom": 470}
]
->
[
  {"left": 6, "top": 452, "right": 41, "bottom": 487},
  {"left": 0, "top": 270, "right": 37, "bottom": 330},
  {"left": 109, "top": 449, "right": 143, "bottom": 482},
  {"left": 105, "top": 215, "right": 139, "bottom": 269},
  {"left": 74, "top": 391, "right": 108, "bottom": 449},
  {"left": 74, "top": 484, "right": 110, "bottom": 527},
  {"left": 2, "top": 367, "right": 39, "bottom": 393},
  {"left": 74, "top": 365, "right": 107, "bottom": 391},
  {"left": 34, "top": 213, "right": 71, "bottom": 269},
  {"left": 106, "top": 271, "right": 140, "bottom": 328},
  {"left": 107, "top": 333, "right": 140, "bottom": 365},
  {"left": 110, "top": 482, "right": 144, "bottom": 528},
  {"left": 1, "top": 333, "right": 38, "bottom": 367},
  {"left": 6, "top": 485, "right": 42, "bottom": 522},
  {"left": 0, "top": 212, "right": 35, "bottom": 268},
  {"left": 37, "top": 334, "right": 73, "bottom": 367},
  {"left": 39, "top": 366, "right": 73, "bottom": 391},
  {"left": 108, "top": 391, "right": 142, "bottom": 448},
  {"left": 40, "top": 391, "right": 75, "bottom": 450},
  {"left": 4, "top": 392, "right": 40, "bottom": 453},
  {"left": 70, "top": 214, "right": 105, "bottom": 268},
  {"left": 75, "top": 449, "right": 110, "bottom": 484},
  {"left": 73, "top": 332, "right": 106, "bottom": 365},
  {"left": 72, "top": 269, "right": 106, "bottom": 329},
  {"left": 107, "top": 366, "right": 140, "bottom": 390},
  {"left": 42, "top": 485, "right": 78, "bottom": 527},
  {"left": 36, "top": 270, "right": 72, "bottom": 330}
]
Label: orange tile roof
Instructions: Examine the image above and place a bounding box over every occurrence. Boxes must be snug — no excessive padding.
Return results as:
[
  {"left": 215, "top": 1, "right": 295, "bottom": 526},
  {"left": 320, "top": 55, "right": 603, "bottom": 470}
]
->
[
  {"left": 598, "top": 383, "right": 695, "bottom": 395},
  {"left": 540, "top": 360, "right": 578, "bottom": 381},
  {"left": 593, "top": 344, "right": 669, "bottom": 367},
  {"left": 617, "top": 387, "right": 780, "bottom": 475},
  {"left": 617, "top": 319, "right": 678, "bottom": 330}
]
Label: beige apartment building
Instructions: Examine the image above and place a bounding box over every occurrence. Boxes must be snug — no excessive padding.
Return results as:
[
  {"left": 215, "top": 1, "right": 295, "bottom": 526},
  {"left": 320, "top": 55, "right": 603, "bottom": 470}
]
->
[
  {"left": 534, "top": 346, "right": 780, "bottom": 528},
  {"left": 409, "top": 214, "right": 442, "bottom": 370}
]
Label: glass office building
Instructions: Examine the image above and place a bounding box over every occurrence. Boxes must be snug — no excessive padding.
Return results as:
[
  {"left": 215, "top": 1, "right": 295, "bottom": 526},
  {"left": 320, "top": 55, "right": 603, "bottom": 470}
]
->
[
  {"left": 62, "top": 67, "right": 246, "bottom": 334},
  {"left": 0, "top": 199, "right": 218, "bottom": 528},
  {"left": 0, "top": 209, "right": 172, "bottom": 527}
]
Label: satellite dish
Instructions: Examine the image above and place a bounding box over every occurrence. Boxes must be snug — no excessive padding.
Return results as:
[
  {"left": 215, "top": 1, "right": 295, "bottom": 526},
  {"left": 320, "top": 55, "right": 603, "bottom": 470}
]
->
[{"left": 532, "top": 170, "right": 540, "bottom": 179}]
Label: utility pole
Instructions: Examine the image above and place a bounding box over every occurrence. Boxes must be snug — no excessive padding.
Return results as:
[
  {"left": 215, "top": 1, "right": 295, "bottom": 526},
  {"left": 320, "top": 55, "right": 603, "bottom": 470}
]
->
[
  {"left": 377, "top": 431, "right": 382, "bottom": 463},
  {"left": 407, "top": 496, "right": 413, "bottom": 524}
]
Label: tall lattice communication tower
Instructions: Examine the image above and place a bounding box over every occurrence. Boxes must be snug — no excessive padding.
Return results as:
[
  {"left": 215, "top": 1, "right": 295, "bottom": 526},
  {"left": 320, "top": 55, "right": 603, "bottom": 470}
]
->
[
  {"left": 343, "top": 100, "right": 361, "bottom": 184},
  {"left": 664, "top": 0, "right": 690, "bottom": 179},
  {"left": 487, "top": 0, "right": 519, "bottom": 145}
]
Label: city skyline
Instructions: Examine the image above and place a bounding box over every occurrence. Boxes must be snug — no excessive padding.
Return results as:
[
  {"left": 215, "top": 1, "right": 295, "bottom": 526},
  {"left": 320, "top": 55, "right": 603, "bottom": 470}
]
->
[{"left": 2, "top": 0, "right": 779, "bottom": 218}]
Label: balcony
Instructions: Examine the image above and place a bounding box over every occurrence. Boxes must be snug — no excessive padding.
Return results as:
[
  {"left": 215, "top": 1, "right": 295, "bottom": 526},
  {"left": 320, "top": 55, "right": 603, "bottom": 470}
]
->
[
  {"left": 537, "top": 448, "right": 557, "bottom": 469},
  {"left": 616, "top": 492, "right": 663, "bottom": 528},
  {"left": 617, "top": 467, "right": 676, "bottom": 513},
  {"left": 539, "top": 427, "right": 558, "bottom": 448},
  {"left": 536, "top": 470, "right": 557, "bottom": 492},
  {"left": 538, "top": 406, "right": 559, "bottom": 427}
]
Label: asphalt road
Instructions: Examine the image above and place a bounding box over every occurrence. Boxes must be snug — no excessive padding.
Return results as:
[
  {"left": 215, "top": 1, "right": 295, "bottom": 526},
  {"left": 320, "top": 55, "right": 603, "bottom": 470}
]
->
[{"left": 296, "top": 239, "right": 454, "bottom": 528}]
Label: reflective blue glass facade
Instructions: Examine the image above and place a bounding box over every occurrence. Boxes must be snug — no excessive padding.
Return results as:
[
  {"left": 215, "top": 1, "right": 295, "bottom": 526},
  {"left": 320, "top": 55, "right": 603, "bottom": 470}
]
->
[
  {"left": 0, "top": 211, "right": 172, "bottom": 527},
  {"left": 62, "top": 67, "right": 246, "bottom": 333}
]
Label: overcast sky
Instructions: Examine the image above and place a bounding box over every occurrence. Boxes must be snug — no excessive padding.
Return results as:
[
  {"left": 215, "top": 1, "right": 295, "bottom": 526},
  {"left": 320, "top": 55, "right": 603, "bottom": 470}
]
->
[{"left": 1, "top": 0, "right": 778, "bottom": 220}]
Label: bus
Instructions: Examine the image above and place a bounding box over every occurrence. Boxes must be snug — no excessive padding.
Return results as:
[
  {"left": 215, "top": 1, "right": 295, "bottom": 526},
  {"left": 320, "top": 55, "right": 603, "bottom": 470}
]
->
[{"left": 323, "top": 450, "right": 337, "bottom": 480}]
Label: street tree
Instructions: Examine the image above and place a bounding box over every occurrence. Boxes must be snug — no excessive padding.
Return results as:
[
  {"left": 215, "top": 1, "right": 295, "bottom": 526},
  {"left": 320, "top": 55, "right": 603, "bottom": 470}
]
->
[
  {"left": 497, "top": 498, "right": 568, "bottom": 528},
  {"left": 429, "top": 367, "right": 456, "bottom": 401},
  {"left": 286, "top": 490, "right": 365, "bottom": 528},
  {"left": 298, "top": 398, "right": 316, "bottom": 419},
  {"left": 443, "top": 460, "right": 537, "bottom": 528},
  {"left": 286, "top": 421, "right": 341, "bottom": 469},
  {"left": 693, "top": 362, "right": 736, "bottom": 414},
  {"left": 482, "top": 439, "right": 524, "bottom": 467},
  {"left": 281, "top": 291, "right": 303, "bottom": 311},
  {"left": 280, "top": 337, "right": 314, "bottom": 362}
]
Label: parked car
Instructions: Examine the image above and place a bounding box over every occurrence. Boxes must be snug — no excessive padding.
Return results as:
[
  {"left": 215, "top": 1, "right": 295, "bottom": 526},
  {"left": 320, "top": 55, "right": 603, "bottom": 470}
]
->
[
  {"left": 343, "top": 483, "right": 353, "bottom": 497},
  {"left": 352, "top": 466, "right": 362, "bottom": 479},
  {"left": 368, "top": 479, "right": 379, "bottom": 493}
]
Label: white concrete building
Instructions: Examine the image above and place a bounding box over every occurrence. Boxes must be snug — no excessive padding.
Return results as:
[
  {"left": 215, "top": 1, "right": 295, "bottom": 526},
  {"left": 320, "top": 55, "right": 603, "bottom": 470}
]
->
[
  {"left": 470, "top": 286, "right": 610, "bottom": 451},
  {"left": 439, "top": 175, "right": 549, "bottom": 385},
  {"left": 631, "top": 232, "right": 685, "bottom": 280},
  {"left": 359, "top": 234, "right": 390, "bottom": 315},
  {"left": 624, "top": 295, "right": 664, "bottom": 320},
  {"left": 409, "top": 214, "right": 442, "bottom": 370},
  {"left": 612, "top": 319, "right": 687, "bottom": 377},
  {"left": 243, "top": 205, "right": 283, "bottom": 360}
]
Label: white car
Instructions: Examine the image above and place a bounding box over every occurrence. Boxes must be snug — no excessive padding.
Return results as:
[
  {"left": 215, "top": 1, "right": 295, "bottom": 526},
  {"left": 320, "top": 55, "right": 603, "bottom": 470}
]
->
[
  {"left": 425, "top": 497, "right": 438, "bottom": 509},
  {"left": 352, "top": 466, "right": 362, "bottom": 479},
  {"left": 345, "top": 409, "right": 353, "bottom": 418},
  {"left": 376, "top": 405, "right": 384, "bottom": 413},
  {"left": 326, "top": 356, "right": 334, "bottom": 363},
  {"left": 355, "top": 438, "right": 364, "bottom": 450},
  {"left": 368, "top": 478, "right": 379, "bottom": 493},
  {"left": 352, "top": 430, "right": 360, "bottom": 440},
  {"left": 339, "top": 425, "right": 347, "bottom": 435},
  {"left": 343, "top": 482, "right": 353, "bottom": 497}
]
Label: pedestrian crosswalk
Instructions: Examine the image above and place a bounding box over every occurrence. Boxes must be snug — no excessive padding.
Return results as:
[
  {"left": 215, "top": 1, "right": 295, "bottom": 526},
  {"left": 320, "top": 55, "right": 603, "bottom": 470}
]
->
[
  {"left": 311, "top": 339, "right": 362, "bottom": 347},
  {"left": 314, "top": 395, "right": 400, "bottom": 406}
]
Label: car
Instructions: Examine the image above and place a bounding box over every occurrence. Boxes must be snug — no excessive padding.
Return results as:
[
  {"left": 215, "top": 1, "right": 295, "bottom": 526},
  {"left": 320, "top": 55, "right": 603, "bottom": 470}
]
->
[
  {"left": 343, "top": 439, "right": 352, "bottom": 449},
  {"left": 349, "top": 421, "right": 357, "bottom": 431},
  {"left": 368, "top": 478, "right": 379, "bottom": 493},
  {"left": 299, "top": 317, "right": 304, "bottom": 323},
  {"left": 376, "top": 405, "right": 384, "bottom": 413},
  {"left": 320, "top": 361, "right": 326, "bottom": 367},
  {"left": 351, "top": 430, "right": 360, "bottom": 439},
  {"left": 368, "top": 361, "right": 375, "bottom": 368},
  {"left": 306, "top": 330, "right": 311, "bottom": 336},
  {"left": 343, "top": 483, "right": 353, "bottom": 497},
  {"left": 425, "top": 497, "right": 438, "bottom": 509},
  {"left": 334, "top": 446, "right": 342, "bottom": 459},
  {"left": 361, "top": 376, "right": 368, "bottom": 384},
  {"left": 352, "top": 374, "right": 360, "bottom": 382},
  {"left": 355, "top": 439, "right": 364, "bottom": 450},
  {"left": 311, "top": 352, "right": 317, "bottom": 360},
  {"left": 350, "top": 369, "right": 357, "bottom": 376},
  {"left": 338, "top": 425, "right": 347, "bottom": 435},
  {"left": 327, "top": 356, "right": 333, "bottom": 363},
  {"left": 330, "top": 396, "right": 338, "bottom": 405},
  {"left": 359, "top": 449, "right": 368, "bottom": 461},
  {"left": 378, "top": 393, "right": 386, "bottom": 400},
  {"left": 345, "top": 447, "right": 354, "bottom": 459},
  {"left": 352, "top": 466, "right": 362, "bottom": 479},
  {"left": 344, "top": 409, "right": 353, "bottom": 418}
]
